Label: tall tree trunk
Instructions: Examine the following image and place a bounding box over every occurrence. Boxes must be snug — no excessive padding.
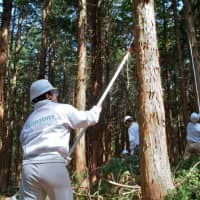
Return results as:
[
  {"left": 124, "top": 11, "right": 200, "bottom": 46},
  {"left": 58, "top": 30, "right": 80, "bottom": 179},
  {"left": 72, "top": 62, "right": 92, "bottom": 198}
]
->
[
  {"left": 48, "top": 33, "right": 56, "bottom": 84},
  {"left": 87, "top": 0, "right": 103, "bottom": 185},
  {"left": 103, "top": 13, "right": 112, "bottom": 162},
  {"left": 9, "top": 6, "right": 23, "bottom": 189},
  {"left": 183, "top": 0, "right": 200, "bottom": 111},
  {"left": 133, "top": 0, "right": 174, "bottom": 199},
  {"left": 0, "top": 0, "right": 12, "bottom": 193},
  {"left": 38, "top": 0, "right": 51, "bottom": 79},
  {"left": 172, "top": 0, "right": 188, "bottom": 127},
  {"left": 74, "top": 0, "right": 89, "bottom": 191},
  {"left": 159, "top": 0, "right": 176, "bottom": 163},
  {"left": 172, "top": 0, "right": 188, "bottom": 155}
]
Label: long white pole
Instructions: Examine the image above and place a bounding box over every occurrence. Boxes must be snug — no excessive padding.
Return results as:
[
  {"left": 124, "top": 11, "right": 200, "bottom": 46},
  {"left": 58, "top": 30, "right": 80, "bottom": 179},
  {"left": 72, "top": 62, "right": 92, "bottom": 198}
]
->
[
  {"left": 67, "top": 51, "right": 131, "bottom": 159},
  {"left": 188, "top": 37, "right": 200, "bottom": 113},
  {"left": 97, "top": 52, "right": 130, "bottom": 106}
]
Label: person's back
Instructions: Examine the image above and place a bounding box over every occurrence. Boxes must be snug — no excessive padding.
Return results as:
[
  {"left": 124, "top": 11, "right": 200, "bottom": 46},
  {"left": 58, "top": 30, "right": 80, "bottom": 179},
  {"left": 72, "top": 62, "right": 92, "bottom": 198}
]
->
[
  {"left": 186, "top": 121, "right": 200, "bottom": 143},
  {"left": 128, "top": 122, "right": 139, "bottom": 146},
  {"left": 184, "top": 112, "right": 200, "bottom": 160},
  {"left": 21, "top": 101, "right": 74, "bottom": 163},
  {"left": 19, "top": 79, "right": 101, "bottom": 200},
  {"left": 124, "top": 115, "right": 140, "bottom": 155},
  {"left": 21, "top": 100, "right": 99, "bottom": 163}
]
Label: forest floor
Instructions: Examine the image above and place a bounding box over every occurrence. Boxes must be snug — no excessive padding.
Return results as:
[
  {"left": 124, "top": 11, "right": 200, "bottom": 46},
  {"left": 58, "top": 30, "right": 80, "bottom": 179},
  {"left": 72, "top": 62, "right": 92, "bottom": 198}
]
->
[{"left": 0, "top": 155, "right": 199, "bottom": 200}]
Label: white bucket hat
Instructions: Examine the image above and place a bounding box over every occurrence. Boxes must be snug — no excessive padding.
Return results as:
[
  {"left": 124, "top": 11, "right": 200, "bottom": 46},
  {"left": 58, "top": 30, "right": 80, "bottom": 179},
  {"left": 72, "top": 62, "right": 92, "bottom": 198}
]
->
[{"left": 30, "top": 79, "right": 56, "bottom": 101}]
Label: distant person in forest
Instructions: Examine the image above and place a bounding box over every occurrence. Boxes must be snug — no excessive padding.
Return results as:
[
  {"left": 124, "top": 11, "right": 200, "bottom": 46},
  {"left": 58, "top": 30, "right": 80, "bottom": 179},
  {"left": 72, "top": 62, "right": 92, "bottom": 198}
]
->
[
  {"left": 19, "top": 79, "right": 102, "bottom": 200},
  {"left": 121, "top": 149, "right": 129, "bottom": 160},
  {"left": 183, "top": 112, "right": 200, "bottom": 160},
  {"left": 124, "top": 115, "right": 140, "bottom": 156}
]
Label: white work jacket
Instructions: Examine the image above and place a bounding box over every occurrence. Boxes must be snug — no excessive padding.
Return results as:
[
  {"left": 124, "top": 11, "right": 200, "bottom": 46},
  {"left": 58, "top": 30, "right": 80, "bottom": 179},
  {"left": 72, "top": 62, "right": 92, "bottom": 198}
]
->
[
  {"left": 128, "top": 122, "right": 139, "bottom": 151},
  {"left": 186, "top": 122, "right": 200, "bottom": 143},
  {"left": 20, "top": 100, "right": 101, "bottom": 164}
]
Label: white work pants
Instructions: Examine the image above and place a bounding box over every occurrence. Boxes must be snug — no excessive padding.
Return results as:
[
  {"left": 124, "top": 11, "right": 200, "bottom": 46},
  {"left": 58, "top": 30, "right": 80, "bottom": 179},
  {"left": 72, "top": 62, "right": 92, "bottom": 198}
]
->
[
  {"left": 19, "top": 162, "right": 73, "bottom": 200},
  {"left": 183, "top": 141, "right": 200, "bottom": 160}
]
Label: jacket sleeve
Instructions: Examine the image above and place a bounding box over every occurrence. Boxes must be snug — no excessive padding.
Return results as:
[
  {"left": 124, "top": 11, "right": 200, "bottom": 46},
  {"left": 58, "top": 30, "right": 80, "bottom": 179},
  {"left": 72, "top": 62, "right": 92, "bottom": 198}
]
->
[{"left": 65, "top": 105, "right": 101, "bottom": 129}]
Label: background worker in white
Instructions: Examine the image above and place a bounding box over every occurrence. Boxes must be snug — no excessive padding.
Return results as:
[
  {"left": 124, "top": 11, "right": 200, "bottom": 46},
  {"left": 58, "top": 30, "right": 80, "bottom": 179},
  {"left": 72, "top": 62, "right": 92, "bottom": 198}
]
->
[
  {"left": 184, "top": 112, "right": 200, "bottom": 160},
  {"left": 19, "top": 79, "right": 102, "bottom": 200},
  {"left": 124, "top": 115, "right": 139, "bottom": 155}
]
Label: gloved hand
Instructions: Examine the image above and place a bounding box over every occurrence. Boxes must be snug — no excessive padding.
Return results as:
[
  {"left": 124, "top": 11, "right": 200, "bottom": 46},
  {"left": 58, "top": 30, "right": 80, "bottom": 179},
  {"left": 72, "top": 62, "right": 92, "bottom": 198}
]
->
[
  {"left": 89, "top": 105, "right": 102, "bottom": 124},
  {"left": 130, "top": 150, "right": 134, "bottom": 155},
  {"left": 65, "top": 156, "right": 72, "bottom": 166}
]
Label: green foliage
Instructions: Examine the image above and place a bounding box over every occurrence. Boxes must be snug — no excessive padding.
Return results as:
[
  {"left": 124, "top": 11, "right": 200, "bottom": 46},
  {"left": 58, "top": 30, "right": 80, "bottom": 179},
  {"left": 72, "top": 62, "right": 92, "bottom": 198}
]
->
[
  {"left": 88, "top": 156, "right": 141, "bottom": 199},
  {"left": 87, "top": 156, "right": 200, "bottom": 199},
  {"left": 166, "top": 156, "right": 200, "bottom": 200},
  {"left": 102, "top": 156, "right": 140, "bottom": 180}
]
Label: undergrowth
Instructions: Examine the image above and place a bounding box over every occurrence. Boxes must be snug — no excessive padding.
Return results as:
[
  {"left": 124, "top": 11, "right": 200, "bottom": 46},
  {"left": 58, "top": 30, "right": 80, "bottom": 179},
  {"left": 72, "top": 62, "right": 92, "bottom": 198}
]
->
[
  {"left": 166, "top": 155, "right": 200, "bottom": 200},
  {"left": 73, "top": 155, "right": 199, "bottom": 200},
  {"left": 0, "top": 155, "right": 199, "bottom": 200}
]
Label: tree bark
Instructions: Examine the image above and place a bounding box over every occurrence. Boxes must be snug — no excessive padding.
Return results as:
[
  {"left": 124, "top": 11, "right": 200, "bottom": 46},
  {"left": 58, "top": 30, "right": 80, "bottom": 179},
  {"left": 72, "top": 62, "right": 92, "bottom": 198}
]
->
[
  {"left": 38, "top": 0, "right": 51, "bottom": 79},
  {"left": 172, "top": 0, "right": 188, "bottom": 127},
  {"left": 74, "top": 0, "right": 89, "bottom": 190},
  {"left": 183, "top": 0, "right": 200, "bottom": 111},
  {"left": 48, "top": 33, "right": 56, "bottom": 84},
  {"left": 133, "top": 0, "right": 175, "bottom": 199},
  {"left": 87, "top": 0, "right": 103, "bottom": 185},
  {"left": 103, "top": 14, "right": 112, "bottom": 162},
  {"left": 172, "top": 0, "right": 188, "bottom": 154},
  {"left": 0, "top": 0, "right": 12, "bottom": 192}
]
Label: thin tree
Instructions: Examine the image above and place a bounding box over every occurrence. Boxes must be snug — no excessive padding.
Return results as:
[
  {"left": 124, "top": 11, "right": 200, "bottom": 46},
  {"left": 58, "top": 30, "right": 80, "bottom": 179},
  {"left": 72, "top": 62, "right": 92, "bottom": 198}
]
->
[
  {"left": 159, "top": 0, "right": 176, "bottom": 163},
  {"left": 172, "top": 0, "right": 188, "bottom": 126},
  {"left": 172, "top": 0, "right": 188, "bottom": 154},
  {"left": 0, "top": 0, "right": 12, "bottom": 192},
  {"left": 38, "top": 0, "right": 51, "bottom": 79},
  {"left": 101, "top": 2, "right": 112, "bottom": 162},
  {"left": 74, "top": 0, "right": 89, "bottom": 191},
  {"left": 133, "top": 0, "right": 175, "bottom": 199},
  {"left": 87, "top": 0, "right": 103, "bottom": 185},
  {"left": 183, "top": 0, "right": 200, "bottom": 110}
]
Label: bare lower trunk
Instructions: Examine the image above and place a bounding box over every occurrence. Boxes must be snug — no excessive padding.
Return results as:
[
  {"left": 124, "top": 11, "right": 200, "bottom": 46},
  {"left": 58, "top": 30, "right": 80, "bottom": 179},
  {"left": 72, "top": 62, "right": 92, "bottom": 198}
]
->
[
  {"left": 133, "top": 0, "right": 175, "bottom": 199},
  {"left": 74, "top": 0, "right": 89, "bottom": 190}
]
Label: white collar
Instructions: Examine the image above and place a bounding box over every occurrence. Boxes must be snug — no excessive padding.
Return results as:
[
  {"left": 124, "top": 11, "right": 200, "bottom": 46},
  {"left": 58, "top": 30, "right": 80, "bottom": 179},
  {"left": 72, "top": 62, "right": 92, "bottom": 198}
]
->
[{"left": 34, "top": 99, "right": 52, "bottom": 110}]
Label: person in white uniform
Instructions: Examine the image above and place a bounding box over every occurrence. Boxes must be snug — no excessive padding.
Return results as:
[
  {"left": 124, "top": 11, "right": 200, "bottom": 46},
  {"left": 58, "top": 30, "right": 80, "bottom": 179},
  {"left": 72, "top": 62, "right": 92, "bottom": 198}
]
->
[
  {"left": 183, "top": 112, "right": 200, "bottom": 160},
  {"left": 124, "top": 115, "right": 139, "bottom": 155},
  {"left": 19, "top": 79, "right": 102, "bottom": 200}
]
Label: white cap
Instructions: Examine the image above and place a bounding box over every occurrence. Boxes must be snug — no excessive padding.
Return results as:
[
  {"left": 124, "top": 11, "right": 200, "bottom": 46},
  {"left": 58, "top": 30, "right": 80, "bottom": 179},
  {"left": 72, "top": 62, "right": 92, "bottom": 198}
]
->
[
  {"left": 124, "top": 115, "right": 133, "bottom": 124},
  {"left": 30, "top": 79, "right": 56, "bottom": 101},
  {"left": 121, "top": 149, "right": 129, "bottom": 155},
  {"left": 190, "top": 112, "right": 200, "bottom": 123}
]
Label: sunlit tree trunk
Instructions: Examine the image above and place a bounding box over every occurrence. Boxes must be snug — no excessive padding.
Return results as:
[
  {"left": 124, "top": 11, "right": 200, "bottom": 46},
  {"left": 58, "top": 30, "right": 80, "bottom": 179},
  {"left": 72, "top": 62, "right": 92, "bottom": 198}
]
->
[
  {"left": 133, "top": 0, "right": 175, "bottom": 199},
  {"left": 0, "top": 0, "right": 12, "bottom": 193},
  {"left": 38, "top": 0, "right": 51, "bottom": 79},
  {"left": 74, "top": 0, "right": 89, "bottom": 191}
]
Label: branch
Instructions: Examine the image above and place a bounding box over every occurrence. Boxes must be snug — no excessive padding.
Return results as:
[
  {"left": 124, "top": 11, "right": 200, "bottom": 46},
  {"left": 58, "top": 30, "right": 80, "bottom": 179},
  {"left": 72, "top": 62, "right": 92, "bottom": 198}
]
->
[
  {"left": 102, "top": 178, "right": 141, "bottom": 191},
  {"left": 73, "top": 191, "right": 103, "bottom": 199},
  {"left": 175, "top": 161, "right": 200, "bottom": 188},
  {"left": 128, "top": 42, "right": 135, "bottom": 54}
]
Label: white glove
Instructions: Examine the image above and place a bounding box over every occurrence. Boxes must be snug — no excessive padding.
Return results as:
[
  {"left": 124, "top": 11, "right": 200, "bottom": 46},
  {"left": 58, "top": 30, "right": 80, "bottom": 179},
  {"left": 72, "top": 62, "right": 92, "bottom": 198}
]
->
[
  {"left": 88, "top": 105, "right": 102, "bottom": 124},
  {"left": 65, "top": 156, "right": 72, "bottom": 166}
]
